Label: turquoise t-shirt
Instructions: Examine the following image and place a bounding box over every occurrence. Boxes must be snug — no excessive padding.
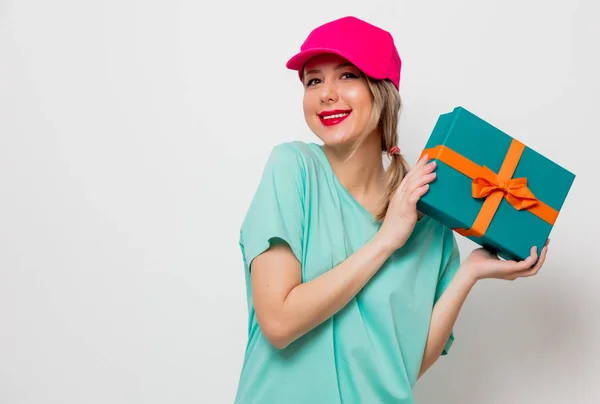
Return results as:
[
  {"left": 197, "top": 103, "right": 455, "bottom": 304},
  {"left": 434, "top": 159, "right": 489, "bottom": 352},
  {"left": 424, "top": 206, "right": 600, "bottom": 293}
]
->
[{"left": 235, "top": 141, "right": 461, "bottom": 404}]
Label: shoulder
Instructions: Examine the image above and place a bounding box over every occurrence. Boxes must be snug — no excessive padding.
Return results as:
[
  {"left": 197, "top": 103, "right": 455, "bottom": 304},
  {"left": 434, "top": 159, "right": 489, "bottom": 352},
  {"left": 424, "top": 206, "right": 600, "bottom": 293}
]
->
[
  {"left": 249, "top": 140, "right": 325, "bottom": 199},
  {"left": 267, "top": 141, "right": 319, "bottom": 162},
  {"left": 262, "top": 141, "right": 322, "bottom": 177}
]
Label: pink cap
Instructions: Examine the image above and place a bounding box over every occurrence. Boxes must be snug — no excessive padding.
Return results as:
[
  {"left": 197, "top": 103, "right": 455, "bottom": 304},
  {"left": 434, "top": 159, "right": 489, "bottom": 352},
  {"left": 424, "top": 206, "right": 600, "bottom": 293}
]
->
[{"left": 286, "top": 16, "right": 402, "bottom": 90}]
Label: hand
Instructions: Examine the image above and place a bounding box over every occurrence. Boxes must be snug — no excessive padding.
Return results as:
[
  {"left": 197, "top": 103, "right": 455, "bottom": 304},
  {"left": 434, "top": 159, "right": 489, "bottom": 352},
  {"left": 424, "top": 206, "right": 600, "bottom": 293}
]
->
[
  {"left": 462, "top": 239, "right": 550, "bottom": 282},
  {"left": 377, "top": 153, "right": 437, "bottom": 251}
]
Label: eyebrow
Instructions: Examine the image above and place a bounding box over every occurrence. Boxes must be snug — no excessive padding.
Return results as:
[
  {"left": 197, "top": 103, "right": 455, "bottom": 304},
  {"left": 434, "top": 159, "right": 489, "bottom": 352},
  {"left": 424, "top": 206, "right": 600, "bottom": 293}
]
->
[{"left": 304, "top": 62, "right": 356, "bottom": 77}]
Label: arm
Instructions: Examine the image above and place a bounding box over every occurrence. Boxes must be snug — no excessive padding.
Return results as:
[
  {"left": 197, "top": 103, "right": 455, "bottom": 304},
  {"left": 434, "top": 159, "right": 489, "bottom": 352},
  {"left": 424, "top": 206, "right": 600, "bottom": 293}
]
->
[
  {"left": 250, "top": 154, "right": 437, "bottom": 349},
  {"left": 417, "top": 266, "right": 476, "bottom": 378},
  {"left": 417, "top": 242, "right": 549, "bottom": 379},
  {"left": 251, "top": 232, "right": 395, "bottom": 349}
]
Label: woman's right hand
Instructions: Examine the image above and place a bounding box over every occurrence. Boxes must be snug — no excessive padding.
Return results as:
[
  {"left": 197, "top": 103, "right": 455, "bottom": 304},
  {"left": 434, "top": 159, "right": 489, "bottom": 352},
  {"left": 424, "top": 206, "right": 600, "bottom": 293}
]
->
[{"left": 377, "top": 153, "right": 437, "bottom": 252}]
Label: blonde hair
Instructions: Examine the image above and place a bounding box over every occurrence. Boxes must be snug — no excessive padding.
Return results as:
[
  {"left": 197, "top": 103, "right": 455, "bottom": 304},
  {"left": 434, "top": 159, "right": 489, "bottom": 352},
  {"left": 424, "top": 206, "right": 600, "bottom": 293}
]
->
[
  {"left": 302, "top": 68, "right": 412, "bottom": 222},
  {"left": 363, "top": 77, "right": 410, "bottom": 222}
]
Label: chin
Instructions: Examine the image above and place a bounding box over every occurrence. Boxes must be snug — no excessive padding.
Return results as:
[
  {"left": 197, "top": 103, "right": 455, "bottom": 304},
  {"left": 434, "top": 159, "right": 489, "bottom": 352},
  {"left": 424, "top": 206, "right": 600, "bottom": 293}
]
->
[
  {"left": 318, "top": 132, "right": 357, "bottom": 148},
  {"left": 321, "top": 130, "right": 348, "bottom": 142},
  {"left": 312, "top": 124, "right": 360, "bottom": 148}
]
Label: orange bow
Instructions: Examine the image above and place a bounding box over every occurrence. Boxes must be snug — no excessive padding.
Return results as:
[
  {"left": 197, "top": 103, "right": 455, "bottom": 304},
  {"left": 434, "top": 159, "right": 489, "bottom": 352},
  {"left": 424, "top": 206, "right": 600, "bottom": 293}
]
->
[
  {"left": 472, "top": 166, "right": 538, "bottom": 210},
  {"left": 421, "top": 139, "right": 558, "bottom": 238}
]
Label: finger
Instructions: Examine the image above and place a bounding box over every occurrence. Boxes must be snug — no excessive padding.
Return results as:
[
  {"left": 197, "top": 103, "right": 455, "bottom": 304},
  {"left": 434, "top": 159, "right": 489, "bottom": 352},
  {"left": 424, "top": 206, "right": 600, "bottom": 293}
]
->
[
  {"left": 405, "top": 162, "right": 436, "bottom": 191},
  {"left": 408, "top": 184, "right": 429, "bottom": 204},
  {"left": 407, "top": 154, "right": 429, "bottom": 174},
  {"left": 413, "top": 172, "right": 436, "bottom": 190},
  {"left": 500, "top": 246, "right": 538, "bottom": 274},
  {"left": 396, "top": 162, "right": 435, "bottom": 200},
  {"left": 417, "top": 161, "right": 437, "bottom": 176},
  {"left": 393, "top": 169, "right": 411, "bottom": 196},
  {"left": 392, "top": 178, "right": 407, "bottom": 198},
  {"left": 522, "top": 246, "right": 539, "bottom": 268},
  {"left": 514, "top": 245, "right": 549, "bottom": 278},
  {"left": 411, "top": 155, "right": 435, "bottom": 175},
  {"left": 422, "top": 162, "right": 437, "bottom": 177},
  {"left": 533, "top": 245, "right": 548, "bottom": 269}
]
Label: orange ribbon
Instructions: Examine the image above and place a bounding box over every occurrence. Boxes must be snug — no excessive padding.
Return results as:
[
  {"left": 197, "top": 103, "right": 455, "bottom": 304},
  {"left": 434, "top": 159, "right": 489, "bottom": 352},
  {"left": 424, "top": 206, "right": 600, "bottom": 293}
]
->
[{"left": 421, "top": 139, "right": 558, "bottom": 238}]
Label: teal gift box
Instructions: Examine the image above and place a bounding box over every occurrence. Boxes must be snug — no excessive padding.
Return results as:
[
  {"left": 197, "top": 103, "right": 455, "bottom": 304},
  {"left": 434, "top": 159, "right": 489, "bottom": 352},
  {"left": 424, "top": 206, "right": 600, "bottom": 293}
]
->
[{"left": 416, "top": 106, "right": 576, "bottom": 262}]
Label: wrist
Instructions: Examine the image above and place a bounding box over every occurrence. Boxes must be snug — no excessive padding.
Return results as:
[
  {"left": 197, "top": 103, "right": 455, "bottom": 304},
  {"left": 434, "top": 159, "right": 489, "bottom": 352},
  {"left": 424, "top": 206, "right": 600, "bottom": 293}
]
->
[
  {"left": 457, "top": 262, "right": 480, "bottom": 286},
  {"left": 371, "top": 231, "right": 398, "bottom": 257}
]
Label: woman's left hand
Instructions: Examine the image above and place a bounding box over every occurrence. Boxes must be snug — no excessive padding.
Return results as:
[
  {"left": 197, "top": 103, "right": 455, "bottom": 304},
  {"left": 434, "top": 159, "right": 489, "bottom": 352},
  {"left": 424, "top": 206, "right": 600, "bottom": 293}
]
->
[{"left": 462, "top": 239, "right": 550, "bottom": 283}]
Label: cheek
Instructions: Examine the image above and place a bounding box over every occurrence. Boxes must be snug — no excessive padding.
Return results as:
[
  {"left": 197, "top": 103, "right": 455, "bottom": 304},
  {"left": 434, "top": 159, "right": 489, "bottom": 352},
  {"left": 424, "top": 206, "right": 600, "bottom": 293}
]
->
[
  {"left": 344, "top": 88, "right": 373, "bottom": 124},
  {"left": 303, "top": 94, "right": 317, "bottom": 117},
  {"left": 302, "top": 95, "right": 321, "bottom": 131}
]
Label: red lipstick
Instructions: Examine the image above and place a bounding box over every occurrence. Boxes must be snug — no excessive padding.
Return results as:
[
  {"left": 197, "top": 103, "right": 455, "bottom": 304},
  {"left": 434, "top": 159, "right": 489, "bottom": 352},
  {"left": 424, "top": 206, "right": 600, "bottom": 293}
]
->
[{"left": 318, "top": 109, "right": 351, "bottom": 127}]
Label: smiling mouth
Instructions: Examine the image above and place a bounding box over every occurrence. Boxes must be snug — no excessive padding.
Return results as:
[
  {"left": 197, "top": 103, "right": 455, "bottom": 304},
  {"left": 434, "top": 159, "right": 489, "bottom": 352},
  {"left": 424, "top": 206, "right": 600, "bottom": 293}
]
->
[
  {"left": 321, "top": 112, "right": 350, "bottom": 120},
  {"left": 318, "top": 110, "right": 352, "bottom": 126}
]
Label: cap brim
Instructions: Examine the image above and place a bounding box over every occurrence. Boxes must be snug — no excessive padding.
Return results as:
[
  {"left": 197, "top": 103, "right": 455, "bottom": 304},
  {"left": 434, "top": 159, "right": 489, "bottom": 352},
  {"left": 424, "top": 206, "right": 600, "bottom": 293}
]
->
[
  {"left": 286, "top": 48, "right": 347, "bottom": 70},
  {"left": 285, "top": 47, "right": 383, "bottom": 81}
]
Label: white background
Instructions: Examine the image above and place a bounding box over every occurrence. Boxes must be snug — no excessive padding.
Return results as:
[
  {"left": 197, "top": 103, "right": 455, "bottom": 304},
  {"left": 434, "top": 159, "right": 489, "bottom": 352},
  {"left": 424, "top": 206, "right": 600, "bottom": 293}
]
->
[{"left": 1, "top": 0, "right": 598, "bottom": 403}]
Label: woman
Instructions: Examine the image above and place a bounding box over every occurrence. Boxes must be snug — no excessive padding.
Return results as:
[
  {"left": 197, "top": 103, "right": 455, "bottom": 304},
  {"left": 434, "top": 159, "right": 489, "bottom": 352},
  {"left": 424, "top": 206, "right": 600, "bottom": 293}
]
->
[{"left": 234, "top": 16, "right": 548, "bottom": 404}]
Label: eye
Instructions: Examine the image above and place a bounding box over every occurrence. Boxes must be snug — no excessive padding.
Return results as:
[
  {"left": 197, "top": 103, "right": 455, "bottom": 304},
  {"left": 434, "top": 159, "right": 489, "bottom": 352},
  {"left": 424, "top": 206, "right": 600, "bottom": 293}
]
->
[
  {"left": 305, "top": 78, "right": 321, "bottom": 87},
  {"left": 341, "top": 72, "right": 360, "bottom": 80}
]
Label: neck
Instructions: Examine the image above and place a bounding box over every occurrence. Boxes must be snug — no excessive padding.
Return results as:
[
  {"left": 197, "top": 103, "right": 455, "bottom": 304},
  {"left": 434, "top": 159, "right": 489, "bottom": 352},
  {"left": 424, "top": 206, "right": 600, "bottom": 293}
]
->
[{"left": 323, "top": 132, "right": 386, "bottom": 213}]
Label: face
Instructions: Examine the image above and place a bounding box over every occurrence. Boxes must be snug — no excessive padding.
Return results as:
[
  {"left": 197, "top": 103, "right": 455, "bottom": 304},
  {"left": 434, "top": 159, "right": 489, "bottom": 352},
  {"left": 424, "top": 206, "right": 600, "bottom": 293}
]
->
[{"left": 302, "top": 54, "right": 373, "bottom": 148}]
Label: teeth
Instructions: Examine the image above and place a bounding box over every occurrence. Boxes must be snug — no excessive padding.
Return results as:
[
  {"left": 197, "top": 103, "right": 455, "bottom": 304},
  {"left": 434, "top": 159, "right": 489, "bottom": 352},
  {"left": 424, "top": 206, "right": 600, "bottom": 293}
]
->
[{"left": 322, "top": 113, "right": 349, "bottom": 119}]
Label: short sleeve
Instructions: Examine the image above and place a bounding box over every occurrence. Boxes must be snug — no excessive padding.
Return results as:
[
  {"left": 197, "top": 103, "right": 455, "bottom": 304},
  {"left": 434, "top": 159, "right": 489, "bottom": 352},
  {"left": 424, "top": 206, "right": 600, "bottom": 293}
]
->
[
  {"left": 434, "top": 227, "right": 461, "bottom": 355},
  {"left": 239, "top": 143, "right": 305, "bottom": 271}
]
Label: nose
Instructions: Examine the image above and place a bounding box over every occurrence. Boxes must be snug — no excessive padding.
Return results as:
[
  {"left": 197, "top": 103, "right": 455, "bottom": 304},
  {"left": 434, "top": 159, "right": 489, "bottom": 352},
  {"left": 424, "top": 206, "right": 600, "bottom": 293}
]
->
[{"left": 319, "top": 81, "right": 339, "bottom": 104}]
